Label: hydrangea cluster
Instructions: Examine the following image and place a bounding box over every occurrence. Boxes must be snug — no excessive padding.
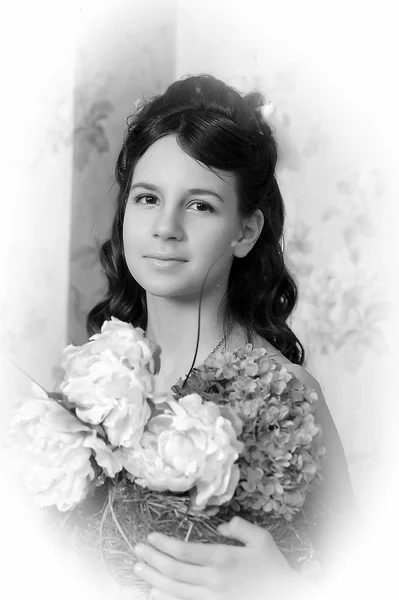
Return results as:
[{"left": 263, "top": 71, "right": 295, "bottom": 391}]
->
[{"left": 172, "top": 344, "right": 325, "bottom": 521}]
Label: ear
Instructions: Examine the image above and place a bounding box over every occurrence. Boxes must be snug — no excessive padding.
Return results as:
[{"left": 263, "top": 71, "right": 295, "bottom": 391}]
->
[{"left": 233, "top": 209, "right": 264, "bottom": 258}]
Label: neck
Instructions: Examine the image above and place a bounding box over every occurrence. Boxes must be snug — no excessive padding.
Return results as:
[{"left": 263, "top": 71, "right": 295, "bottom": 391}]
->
[{"left": 145, "top": 291, "right": 229, "bottom": 383}]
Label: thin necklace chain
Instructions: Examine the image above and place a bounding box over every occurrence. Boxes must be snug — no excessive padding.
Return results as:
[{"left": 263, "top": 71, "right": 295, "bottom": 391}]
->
[
  {"left": 206, "top": 320, "right": 236, "bottom": 360},
  {"left": 142, "top": 320, "right": 236, "bottom": 362}
]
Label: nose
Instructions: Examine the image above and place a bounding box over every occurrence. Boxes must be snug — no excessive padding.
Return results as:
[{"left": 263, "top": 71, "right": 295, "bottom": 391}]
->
[{"left": 151, "top": 206, "right": 184, "bottom": 242}]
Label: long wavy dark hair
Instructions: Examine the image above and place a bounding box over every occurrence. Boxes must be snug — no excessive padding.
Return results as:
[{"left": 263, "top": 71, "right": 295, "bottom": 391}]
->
[{"left": 87, "top": 74, "right": 305, "bottom": 365}]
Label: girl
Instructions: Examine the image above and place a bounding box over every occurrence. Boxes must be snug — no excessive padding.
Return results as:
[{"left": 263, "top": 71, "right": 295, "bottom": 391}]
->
[{"left": 87, "top": 74, "right": 355, "bottom": 599}]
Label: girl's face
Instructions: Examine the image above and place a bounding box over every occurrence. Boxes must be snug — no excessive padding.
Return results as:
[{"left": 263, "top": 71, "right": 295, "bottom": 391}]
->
[{"left": 122, "top": 135, "right": 243, "bottom": 301}]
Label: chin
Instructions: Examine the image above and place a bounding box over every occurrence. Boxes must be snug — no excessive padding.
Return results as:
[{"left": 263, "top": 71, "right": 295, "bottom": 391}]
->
[
  {"left": 145, "top": 285, "right": 196, "bottom": 299},
  {"left": 139, "top": 277, "right": 200, "bottom": 300}
]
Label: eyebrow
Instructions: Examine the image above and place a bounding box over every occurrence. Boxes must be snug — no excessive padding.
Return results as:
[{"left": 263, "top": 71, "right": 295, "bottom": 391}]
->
[{"left": 130, "top": 182, "right": 224, "bottom": 203}]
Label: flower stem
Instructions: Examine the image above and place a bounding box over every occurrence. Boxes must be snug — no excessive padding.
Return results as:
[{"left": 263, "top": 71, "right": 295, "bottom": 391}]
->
[{"left": 99, "top": 486, "right": 112, "bottom": 573}]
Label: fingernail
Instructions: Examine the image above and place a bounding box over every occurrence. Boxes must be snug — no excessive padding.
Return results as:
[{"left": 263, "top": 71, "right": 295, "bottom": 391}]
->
[
  {"left": 147, "top": 533, "right": 159, "bottom": 543},
  {"left": 134, "top": 562, "right": 144, "bottom": 573}
]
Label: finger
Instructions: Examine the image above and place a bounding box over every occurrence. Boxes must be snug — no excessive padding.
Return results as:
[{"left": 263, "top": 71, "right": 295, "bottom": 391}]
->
[
  {"left": 147, "top": 533, "right": 229, "bottom": 566},
  {"left": 135, "top": 543, "right": 207, "bottom": 585},
  {"left": 134, "top": 561, "right": 203, "bottom": 600},
  {"left": 217, "top": 516, "right": 272, "bottom": 548}
]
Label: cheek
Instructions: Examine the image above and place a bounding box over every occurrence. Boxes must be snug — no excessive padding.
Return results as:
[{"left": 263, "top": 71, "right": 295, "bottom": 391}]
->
[
  {"left": 197, "top": 221, "right": 237, "bottom": 259},
  {"left": 123, "top": 205, "right": 144, "bottom": 239},
  {"left": 192, "top": 226, "right": 236, "bottom": 284},
  {"left": 122, "top": 212, "right": 142, "bottom": 267}
]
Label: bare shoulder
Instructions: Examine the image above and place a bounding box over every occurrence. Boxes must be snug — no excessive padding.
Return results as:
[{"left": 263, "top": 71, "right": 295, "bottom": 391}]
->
[
  {"left": 235, "top": 331, "right": 322, "bottom": 396},
  {"left": 251, "top": 334, "right": 320, "bottom": 389},
  {"left": 251, "top": 333, "right": 294, "bottom": 367},
  {"left": 284, "top": 363, "right": 322, "bottom": 395},
  {"left": 251, "top": 334, "right": 331, "bottom": 423}
]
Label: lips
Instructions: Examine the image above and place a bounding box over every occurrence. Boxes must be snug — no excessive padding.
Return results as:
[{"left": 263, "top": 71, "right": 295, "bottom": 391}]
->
[{"left": 144, "top": 254, "right": 188, "bottom": 262}]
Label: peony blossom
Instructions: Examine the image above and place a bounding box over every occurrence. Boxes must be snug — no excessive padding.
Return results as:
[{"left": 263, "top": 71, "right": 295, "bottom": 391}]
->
[
  {"left": 86, "top": 317, "right": 153, "bottom": 369},
  {"left": 9, "top": 383, "right": 122, "bottom": 511},
  {"left": 116, "top": 394, "right": 244, "bottom": 510},
  {"left": 60, "top": 318, "right": 154, "bottom": 447}
]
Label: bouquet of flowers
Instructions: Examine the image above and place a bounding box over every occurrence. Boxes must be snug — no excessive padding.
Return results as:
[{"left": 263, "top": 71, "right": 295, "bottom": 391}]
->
[{"left": 7, "top": 318, "right": 325, "bottom": 597}]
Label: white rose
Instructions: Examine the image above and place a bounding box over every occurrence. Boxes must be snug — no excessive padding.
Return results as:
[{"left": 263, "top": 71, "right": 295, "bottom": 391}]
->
[
  {"left": 9, "top": 383, "right": 122, "bottom": 511},
  {"left": 60, "top": 318, "right": 154, "bottom": 447},
  {"left": 117, "top": 394, "right": 243, "bottom": 509}
]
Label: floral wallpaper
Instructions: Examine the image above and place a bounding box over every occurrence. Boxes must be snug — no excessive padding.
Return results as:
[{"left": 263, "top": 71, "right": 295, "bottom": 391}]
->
[
  {"left": 286, "top": 170, "right": 387, "bottom": 369},
  {"left": 73, "top": 99, "right": 115, "bottom": 172}
]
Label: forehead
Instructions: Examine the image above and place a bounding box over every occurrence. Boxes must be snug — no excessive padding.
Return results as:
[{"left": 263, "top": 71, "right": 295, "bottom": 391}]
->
[{"left": 132, "top": 135, "right": 237, "bottom": 196}]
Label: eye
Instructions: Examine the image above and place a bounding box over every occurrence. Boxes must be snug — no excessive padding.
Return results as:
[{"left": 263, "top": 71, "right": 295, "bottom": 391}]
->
[
  {"left": 188, "top": 201, "right": 215, "bottom": 214},
  {"left": 134, "top": 194, "right": 158, "bottom": 206}
]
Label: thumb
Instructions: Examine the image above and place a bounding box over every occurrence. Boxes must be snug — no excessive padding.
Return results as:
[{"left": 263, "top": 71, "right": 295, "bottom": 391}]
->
[{"left": 217, "top": 516, "right": 269, "bottom": 548}]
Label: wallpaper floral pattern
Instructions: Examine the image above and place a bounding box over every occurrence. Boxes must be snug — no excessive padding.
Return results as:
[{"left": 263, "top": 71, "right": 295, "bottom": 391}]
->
[
  {"left": 73, "top": 99, "right": 115, "bottom": 172},
  {"left": 287, "top": 170, "right": 387, "bottom": 371}
]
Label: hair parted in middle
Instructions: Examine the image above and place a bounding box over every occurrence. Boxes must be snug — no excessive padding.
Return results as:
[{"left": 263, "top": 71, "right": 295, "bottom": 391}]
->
[{"left": 87, "top": 73, "right": 305, "bottom": 365}]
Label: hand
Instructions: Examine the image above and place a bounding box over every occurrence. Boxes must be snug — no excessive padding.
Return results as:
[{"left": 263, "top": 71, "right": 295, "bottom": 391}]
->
[{"left": 133, "top": 516, "right": 303, "bottom": 600}]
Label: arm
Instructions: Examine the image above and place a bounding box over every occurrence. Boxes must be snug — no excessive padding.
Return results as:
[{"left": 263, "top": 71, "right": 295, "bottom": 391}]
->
[{"left": 288, "top": 365, "right": 358, "bottom": 567}]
